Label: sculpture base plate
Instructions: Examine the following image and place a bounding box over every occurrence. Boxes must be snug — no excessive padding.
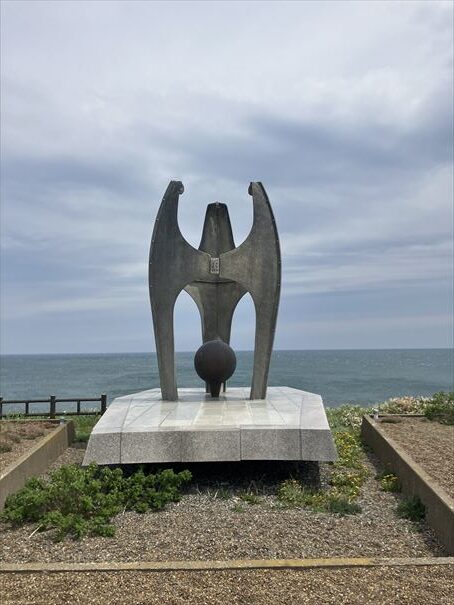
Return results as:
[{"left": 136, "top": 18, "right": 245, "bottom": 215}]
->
[{"left": 83, "top": 387, "right": 337, "bottom": 465}]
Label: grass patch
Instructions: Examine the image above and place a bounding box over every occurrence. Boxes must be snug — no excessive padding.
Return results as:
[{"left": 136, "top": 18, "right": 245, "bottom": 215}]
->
[
  {"left": 277, "top": 429, "right": 368, "bottom": 516},
  {"left": 277, "top": 479, "right": 309, "bottom": 508},
  {"left": 198, "top": 486, "right": 232, "bottom": 501},
  {"left": 0, "top": 464, "right": 192, "bottom": 541},
  {"left": 328, "top": 498, "right": 362, "bottom": 515},
  {"left": 239, "top": 491, "right": 262, "bottom": 505},
  {"left": 73, "top": 431, "right": 91, "bottom": 443},
  {"left": 397, "top": 496, "right": 426, "bottom": 522},
  {"left": 70, "top": 415, "right": 101, "bottom": 442},
  {"left": 231, "top": 503, "right": 245, "bottom": 513},
  {"left": 215, "top": 488, "right": 232, "bottom": 501},
  {"left": 376, "top": 472, "right": 401, "bottom": 493}
]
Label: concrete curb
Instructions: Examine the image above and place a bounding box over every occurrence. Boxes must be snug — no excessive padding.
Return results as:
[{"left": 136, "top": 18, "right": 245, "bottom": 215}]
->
[
  {"left": 0, "top": 421, "right": 75, "bottom": 510},
  {"left": 361, "top": 415, "right": 454, "bottom": 555},
  {"left": 1, "top": 556, "right": 453, "bottom": 574}
]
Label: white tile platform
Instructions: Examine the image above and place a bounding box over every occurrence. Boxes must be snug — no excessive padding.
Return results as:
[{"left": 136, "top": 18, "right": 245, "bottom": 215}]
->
[{"left": 83, "top": 387, "right": 337, "bottom": 465}]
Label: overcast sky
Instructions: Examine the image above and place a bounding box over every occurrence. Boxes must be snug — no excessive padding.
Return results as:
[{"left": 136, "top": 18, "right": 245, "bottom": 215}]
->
[{"left": 1, "top": 0, "right": 453, "bottom": 354}]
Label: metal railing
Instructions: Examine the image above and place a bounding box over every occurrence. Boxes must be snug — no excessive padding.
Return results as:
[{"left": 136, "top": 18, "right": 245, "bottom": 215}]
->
[{"left": 0, "top": 394, "right": 107, "bottom": 419}]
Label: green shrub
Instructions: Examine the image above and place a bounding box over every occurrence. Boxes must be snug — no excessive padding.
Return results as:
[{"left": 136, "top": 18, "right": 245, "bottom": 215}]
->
[
  {"left": 424, "top": 392, "right": 454, "bottom": 425},
  {"left": 397, "top": 496, "right": 425, "bottom": 521},
  {"left": 0, "top": 464, "right": 191, "bottom": 541}
]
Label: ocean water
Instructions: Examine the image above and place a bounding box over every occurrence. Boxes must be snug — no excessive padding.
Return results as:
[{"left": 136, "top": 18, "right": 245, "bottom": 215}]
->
[{"left": 0, "top": 349, "right": 452, "bottom": 414}]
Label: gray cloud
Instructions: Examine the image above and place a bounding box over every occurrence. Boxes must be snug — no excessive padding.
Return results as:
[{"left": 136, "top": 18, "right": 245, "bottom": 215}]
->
[{"left": 0, "top": 0, "right": 452, "bottom": 353}]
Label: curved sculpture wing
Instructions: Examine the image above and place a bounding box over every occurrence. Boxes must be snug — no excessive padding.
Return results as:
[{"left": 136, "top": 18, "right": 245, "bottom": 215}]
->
[
  {"left": 149, "top": 181, "right": 281, "bottom": 400},
  {"left": 219, "top": 183, "right": 281, "bottom": 399},
  {"left": 149, "top": 181, "right": 210, "bottom": 400}
]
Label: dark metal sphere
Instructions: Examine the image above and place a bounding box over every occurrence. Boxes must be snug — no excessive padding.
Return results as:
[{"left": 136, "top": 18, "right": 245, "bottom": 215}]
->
[{"left": 194, "top": 339, "right": 237, "bottom": 397}]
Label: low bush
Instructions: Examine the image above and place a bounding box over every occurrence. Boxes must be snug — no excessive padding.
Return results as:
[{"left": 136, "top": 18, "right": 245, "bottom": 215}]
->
[
  {"left": 378, "top": 396, "right": 429, "bottom": 415},
  {"left": 424, "top": 392, "right": 454, "bottom": 425},
  {"left": 0, "top": 463, "right": 192, "bottom": 541},
  {"left": 377, "top": 392, "right": 453, "bottom": 425}
]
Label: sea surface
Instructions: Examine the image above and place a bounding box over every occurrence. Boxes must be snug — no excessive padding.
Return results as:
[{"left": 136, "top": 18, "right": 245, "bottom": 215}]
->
[{"left": 0, "top": 349, "right": 452, "bottom": 414}]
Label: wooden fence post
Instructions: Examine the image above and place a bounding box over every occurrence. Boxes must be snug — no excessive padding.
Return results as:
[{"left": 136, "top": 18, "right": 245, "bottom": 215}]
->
[
  {"left": 101, "top": 393, "right": 107, "bottom": 414},
  {"left": 50, "top": 395, "right": 56, "bottom": 419},
  {"left": 0, "top": 397, "right": 3, "bottom": 418}
]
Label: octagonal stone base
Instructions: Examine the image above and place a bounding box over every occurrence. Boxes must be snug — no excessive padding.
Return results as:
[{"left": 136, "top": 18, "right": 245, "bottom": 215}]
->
[{"left": 83, "top": 387, "right": 337, "bottom": 465}]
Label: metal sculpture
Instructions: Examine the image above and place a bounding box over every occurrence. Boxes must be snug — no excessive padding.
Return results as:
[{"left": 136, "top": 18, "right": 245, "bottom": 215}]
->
[
  {"left": 149, "top": 181, "right": 281, "bottom": 400},
  {"left": 194, "top": 339, "right": 237, "bottom": 397}
]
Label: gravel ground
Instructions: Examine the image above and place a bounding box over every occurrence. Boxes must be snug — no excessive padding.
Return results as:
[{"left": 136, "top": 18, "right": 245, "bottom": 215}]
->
[
  {"left": 378, "top": 418, "right": 454, "bottom": 497},
  {"left": 41, "top": 444, "right": 86, "bottom": 478},
  {"left": 0, "top": 446, "right": 444, "bottom": 563},
  {"left": 0, "top": 422, "right": 56, "bottom": 473},
  {"left": 1, "top": 565, "right": 453, "bottom": 605}
]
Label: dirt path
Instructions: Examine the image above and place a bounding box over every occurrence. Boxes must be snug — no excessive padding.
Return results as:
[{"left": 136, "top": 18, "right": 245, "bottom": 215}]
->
[{"left": 1, "top": 565, "right": 454, "bottom": 605}]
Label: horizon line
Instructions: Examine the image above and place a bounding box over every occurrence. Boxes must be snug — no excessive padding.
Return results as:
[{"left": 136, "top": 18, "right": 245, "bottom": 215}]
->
[{"left": 1, "top": 346, "right": 453, "bottom": 357}]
